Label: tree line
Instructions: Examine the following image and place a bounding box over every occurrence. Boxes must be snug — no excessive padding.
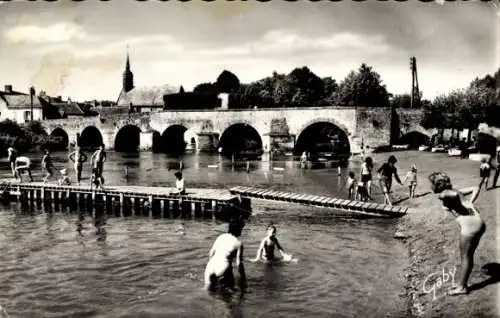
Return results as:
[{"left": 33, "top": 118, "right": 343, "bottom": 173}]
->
[{"left": 191, "top": 64, "right": 500, "bottom": 131}]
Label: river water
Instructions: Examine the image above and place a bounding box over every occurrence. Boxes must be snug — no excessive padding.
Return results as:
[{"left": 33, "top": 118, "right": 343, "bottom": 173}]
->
[{"left": 0, "top": 151, "right": 408, "bottom": 318}]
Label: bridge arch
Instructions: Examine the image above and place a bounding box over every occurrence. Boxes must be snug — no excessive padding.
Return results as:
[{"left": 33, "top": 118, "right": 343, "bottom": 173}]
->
[
  {"left": 80, "top": 126, "right": 103, "bottom": 149},
  {"left": 218, "top": 123, "right": 263, "bottom": 158},
  {"left": 294, "top": 119, "right": 351, "bottom": 156},
  {"left": 398, "top": 130, "right": 431, "bottom": 149},
  {"left": 114, "top": 125, "right": 142, "bottom": 152},
  {"left": 48, "top": 127, "right": 69, "bottom": 150},
  {"left": 160, "top": 124, "right": 189, "bottom": 155}
]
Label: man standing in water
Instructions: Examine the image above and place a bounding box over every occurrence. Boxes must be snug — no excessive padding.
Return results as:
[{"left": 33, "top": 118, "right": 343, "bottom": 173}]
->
[
  {"left": 204, "top": 219, "right": 247, "bottom": 292},
  {"left": 91, "top": 144, "right": 106, "bottom": 183}
]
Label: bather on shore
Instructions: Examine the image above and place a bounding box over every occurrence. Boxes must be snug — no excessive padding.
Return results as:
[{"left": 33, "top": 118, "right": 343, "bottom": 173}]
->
[
  {"left": 428, "top": 172, "right": 486, "bottom": 296},
  {"left": 377, "top": 155, "right": 403, "bottom": 206}
]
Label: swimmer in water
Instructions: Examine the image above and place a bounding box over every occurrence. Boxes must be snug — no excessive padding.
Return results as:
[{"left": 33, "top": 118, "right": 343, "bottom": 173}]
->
[
  {"left": 251, "top": 223, "right": 291, "bottom": 262},
  {"left": 428, "top": 172, "right": 486, "bottom": 296},
  {"left": 204, "top": 219, "right": 247, "bottom": 292}
]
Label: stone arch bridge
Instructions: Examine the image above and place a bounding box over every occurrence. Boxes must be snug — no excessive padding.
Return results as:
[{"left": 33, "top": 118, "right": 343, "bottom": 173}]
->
[{"left": 42, "top": 106, "right": 428, "bottom": 154}]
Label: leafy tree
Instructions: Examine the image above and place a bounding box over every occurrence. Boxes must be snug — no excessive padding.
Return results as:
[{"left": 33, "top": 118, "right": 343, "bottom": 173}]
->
[
  {"left": 193, "top": 82, "right": 216, "bottom": 93},
  {"left": 215, "top": 70, "right": 240, "bottom": 93},
  {"left": 390, "top": 94, "right": 412, "bottom": 109},
  {"left": 336, "top": 63, "right": 390, "bottom": 107},
  {"left": 318, "top": 77, "right": 338, "bottom": 105}
]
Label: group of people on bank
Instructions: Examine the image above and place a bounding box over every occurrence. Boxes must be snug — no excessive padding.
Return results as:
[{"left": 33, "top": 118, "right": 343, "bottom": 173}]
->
[
  {"left": 6, "top": 145, "right": 107, "bottom": 188},
  {"left": 344, "top": 155, "right": 418, "bottom": 206}
]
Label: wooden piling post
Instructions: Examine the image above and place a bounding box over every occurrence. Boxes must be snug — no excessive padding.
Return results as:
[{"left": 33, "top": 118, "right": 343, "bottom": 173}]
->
[
  {"left": 211, "top": 200, "right": 217, "bottom": 220},
  {"left": 160, "top": 200, "right": 165, "bottom": 218},
  {"left": 131, "top": 197, "right": 136, "bottom": 216},
  {"left": 148, "top": 195, "right": 153, "bottom": 218},
  {"left": 190, "top": 202, "right": 196, "bottom": 219},
  {"left": 119, "top": 193, "right": 124, "bottom": 217}
]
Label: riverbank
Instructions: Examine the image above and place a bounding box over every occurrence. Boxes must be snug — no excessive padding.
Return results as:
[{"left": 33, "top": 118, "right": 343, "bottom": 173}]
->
[{"left": 367, "top": 151, "right": 498, "bottom": 317}]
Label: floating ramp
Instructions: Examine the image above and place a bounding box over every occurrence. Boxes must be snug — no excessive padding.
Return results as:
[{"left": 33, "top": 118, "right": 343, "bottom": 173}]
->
[{"left": 229, "top": 186, "right": 407, "bottom": 218}]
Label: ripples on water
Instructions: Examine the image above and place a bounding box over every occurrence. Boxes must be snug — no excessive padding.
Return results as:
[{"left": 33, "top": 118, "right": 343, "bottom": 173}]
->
[{"left": 0, "top": 152, "right": 408, "bottom": 317}]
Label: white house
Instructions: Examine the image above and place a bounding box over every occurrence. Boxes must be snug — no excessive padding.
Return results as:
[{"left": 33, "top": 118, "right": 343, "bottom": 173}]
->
[{"left": 0, "top": 85, "right": 43, "bottom": 123}]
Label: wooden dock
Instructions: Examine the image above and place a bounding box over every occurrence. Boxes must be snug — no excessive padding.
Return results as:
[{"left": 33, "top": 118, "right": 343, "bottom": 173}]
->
[
  {"left": 229, "top": 186, "right": 408, "bottom": 218},
  {"left": 1, "top": 181, "right": 251, "bottom": 220}
]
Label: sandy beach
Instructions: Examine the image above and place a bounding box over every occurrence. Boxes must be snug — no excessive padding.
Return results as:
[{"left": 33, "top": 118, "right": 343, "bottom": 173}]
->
[{"left": 364, "top": 150, "right": 499, "bottom": 317}]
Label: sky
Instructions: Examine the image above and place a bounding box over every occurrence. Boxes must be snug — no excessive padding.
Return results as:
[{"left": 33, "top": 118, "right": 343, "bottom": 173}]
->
[{"left": 0, "top": 0, "right": 497, "bottom": 102}]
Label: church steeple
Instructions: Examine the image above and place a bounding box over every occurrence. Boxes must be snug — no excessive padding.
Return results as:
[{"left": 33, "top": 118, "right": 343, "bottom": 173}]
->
[{"left": 122, "top": 49, "right": 134, "bottom": 93}]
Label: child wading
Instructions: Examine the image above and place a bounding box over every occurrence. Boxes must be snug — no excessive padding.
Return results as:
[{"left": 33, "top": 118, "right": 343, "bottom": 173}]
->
[
  {"left": 345, "top": 172, "right": 357, "bottom": 200},
  {"left": 402, "top": 164, "right": 418, "bottom": 198},
  {"left": 251, "top": 223, "right": 292, "bottom": 263},
  {"left": 479, "top": 157, "right": 491, "bottom": 190}
]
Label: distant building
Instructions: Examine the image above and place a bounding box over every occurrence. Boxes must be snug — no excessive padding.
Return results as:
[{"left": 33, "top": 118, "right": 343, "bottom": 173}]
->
[
  {"left": 38, "top": 91, "right": 91, "bottom": 119},
  {"left": 116, "top": 52, "right": 180, "bottom": 113},
  {"left": 0, "top": 85, "right": 45, "bottom": 123}
]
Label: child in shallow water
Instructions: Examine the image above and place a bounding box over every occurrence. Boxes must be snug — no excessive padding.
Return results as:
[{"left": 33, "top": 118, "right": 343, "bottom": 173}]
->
[
  {"left": 251, "top": 223, "right": 292, "bottom": 263},
  {"left": 402, "top": 164, "right": 418, "bottom": 198},
  {"left": 346, "top": 172, "right": 357, "bottom": 200}
]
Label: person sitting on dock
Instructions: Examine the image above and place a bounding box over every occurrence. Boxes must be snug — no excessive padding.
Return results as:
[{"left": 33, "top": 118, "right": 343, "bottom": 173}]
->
[
  {"left": 377, "top": 155, "right": 403, "bottom": 206},
  {"left": 14, "top": 156, "right": 33, "bottom": 182},
  {"left": 251, "top": 223, "right": 292, "bottom": 263},
  {"left": 204, "top": 218, "right": 247, "bottom": 292},
  {"left": 428, "top": 172, "right": 485, "bottom": 296},
  {"left": 173, "top": 171, "right": 186, "bottom": 195},
  {"left": 42, "top": 149, "right": 55, "bottom": 183},
  {"left": 58, "top": 168, "right": 71, "bottom": 186},
  {"left": 7, "top": 147, "right": 17, "bottom": 178},
  {"left": 68, "top": 146, "right": 87, "bottom": 185},
  {"left": 90, "top": 167, "right": 104, "bottom": 189}
]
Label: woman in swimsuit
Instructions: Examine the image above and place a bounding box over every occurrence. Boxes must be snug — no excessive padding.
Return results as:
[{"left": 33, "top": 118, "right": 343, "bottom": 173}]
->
[{"left": 428, "top": 172, "right": 486, "bottom": 295}]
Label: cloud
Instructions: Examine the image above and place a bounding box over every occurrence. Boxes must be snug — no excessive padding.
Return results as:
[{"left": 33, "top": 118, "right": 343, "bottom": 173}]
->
[
  {"left": 198, "top": 30, "right": 393, "bottom": 59},
  {"left": 75, "top": 35, "right": 184, "bottom": 58},
  {"left": 4, "top": 22, "right": 86, "bottom": 43}
]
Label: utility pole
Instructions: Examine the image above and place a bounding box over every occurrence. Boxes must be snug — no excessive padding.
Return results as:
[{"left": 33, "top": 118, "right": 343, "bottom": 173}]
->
[
  {"left": 29, "top": 86, "right": 35, "bottom": 122},
  {"left": 409, "top": 56, "right": 420, "bottom": 108}
]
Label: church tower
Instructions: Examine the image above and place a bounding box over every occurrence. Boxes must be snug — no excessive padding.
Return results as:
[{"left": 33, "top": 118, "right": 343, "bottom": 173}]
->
[{"left": 122, "top": 51, "right": 134, "bottom": 93}]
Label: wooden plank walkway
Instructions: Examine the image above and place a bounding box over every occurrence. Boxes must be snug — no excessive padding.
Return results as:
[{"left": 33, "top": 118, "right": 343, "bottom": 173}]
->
[
  {"left": 0, "top": 181, "right": 250, "bottom": 220},
  {"left": 3, "top": 182, "right": 236, "bottom": 202},
  {"left": 229, "top": 186, "right": 408, "bottom": 218}
]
